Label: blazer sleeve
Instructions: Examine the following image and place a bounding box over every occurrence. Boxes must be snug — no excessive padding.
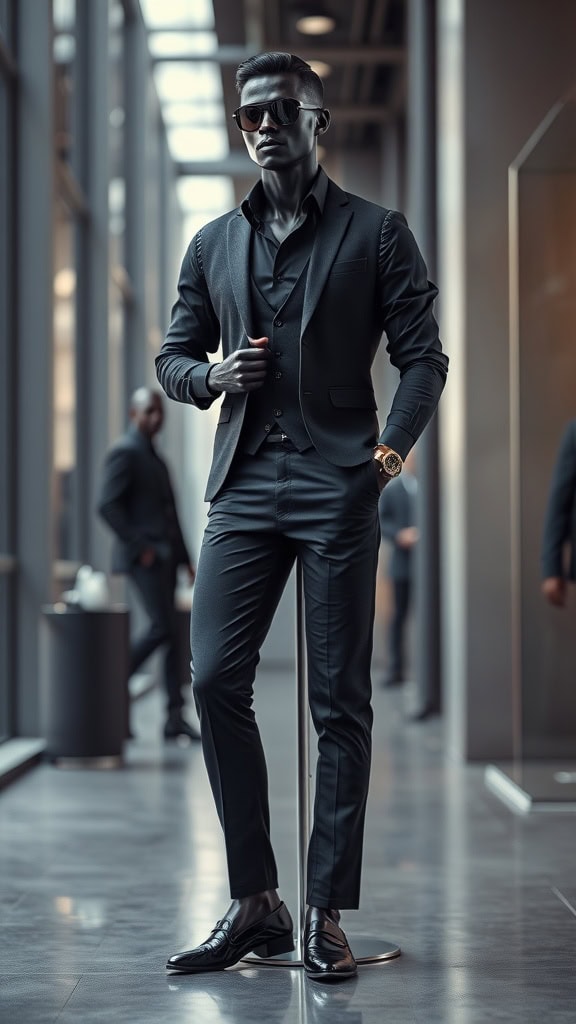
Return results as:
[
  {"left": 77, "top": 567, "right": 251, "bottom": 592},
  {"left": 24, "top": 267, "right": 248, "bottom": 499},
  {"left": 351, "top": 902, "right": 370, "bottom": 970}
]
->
[
  {"left": 155, "top": 230, "right": 222, "bottom": 409},
  {"left": 97, "top": 447, "right": 147, "bottom": 562},
  {"left": 378, "top": 211, "right": 449, "bottom": 458},
  {"left": 541, "top": 421, "right": 576, "bottom": 578}
]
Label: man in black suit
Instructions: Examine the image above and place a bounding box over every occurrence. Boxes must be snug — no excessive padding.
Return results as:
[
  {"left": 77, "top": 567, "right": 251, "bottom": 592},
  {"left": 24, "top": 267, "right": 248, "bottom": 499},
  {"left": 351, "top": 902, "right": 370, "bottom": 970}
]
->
[
  {"left": 98, "top": 387, "right": 199, "bottom": 742},
  {"left": 378, "top": 449, "right": 418, "bottom": 687},
  {"left": 157, "top": 52, "right": 448, "bottom": 980},
  {"left": 542, "top": 419, "right": 576, "bottom": 607}
]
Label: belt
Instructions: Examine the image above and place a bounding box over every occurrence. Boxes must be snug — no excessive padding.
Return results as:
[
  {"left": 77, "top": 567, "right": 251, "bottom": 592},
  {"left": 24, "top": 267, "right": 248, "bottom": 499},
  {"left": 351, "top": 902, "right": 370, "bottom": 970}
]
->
[{"left": 263, "top": 432, "right": 292, "bottom": 444}]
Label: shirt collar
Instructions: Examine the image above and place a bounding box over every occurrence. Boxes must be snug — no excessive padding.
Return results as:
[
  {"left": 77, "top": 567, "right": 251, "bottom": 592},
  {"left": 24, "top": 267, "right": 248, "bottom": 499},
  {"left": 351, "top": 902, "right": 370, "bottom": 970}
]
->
[{"left": 240, "top": 166, "right": 328, "bottom": 229}]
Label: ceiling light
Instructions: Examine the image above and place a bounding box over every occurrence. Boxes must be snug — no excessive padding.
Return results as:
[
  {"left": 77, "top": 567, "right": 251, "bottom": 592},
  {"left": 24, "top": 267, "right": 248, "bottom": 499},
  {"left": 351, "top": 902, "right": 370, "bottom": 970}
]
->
[
  {"left": 296, "top": 14, "right": 336, "bottom": 35},
  {"left": 139, "top": 0, "right": 214, "bottom": 30},
  {"left": 308, "top": 60, "right": 332, "bottom": 78},
  {"left": 148, "top": 31, "right": 217, "bottom": 59}
]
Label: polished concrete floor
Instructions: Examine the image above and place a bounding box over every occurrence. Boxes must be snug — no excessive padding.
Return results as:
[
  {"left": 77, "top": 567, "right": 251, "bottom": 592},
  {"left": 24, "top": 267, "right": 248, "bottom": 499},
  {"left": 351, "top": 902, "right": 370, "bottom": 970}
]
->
[{"left": 1, "top": 670, "right": 576, "bottom": 1023}]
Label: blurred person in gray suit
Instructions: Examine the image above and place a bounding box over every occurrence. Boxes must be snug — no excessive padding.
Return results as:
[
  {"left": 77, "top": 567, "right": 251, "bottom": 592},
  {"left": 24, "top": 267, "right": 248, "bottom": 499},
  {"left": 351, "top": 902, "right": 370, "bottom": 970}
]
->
[
  {"left": 98, "top": 387, "right": 199, "bottom": 742},
  {"left": 378, "top": 448, "right": 418, "bottom": 686},
  {"left": 541, "top": 419, "right": 576, "bottom": 608}
]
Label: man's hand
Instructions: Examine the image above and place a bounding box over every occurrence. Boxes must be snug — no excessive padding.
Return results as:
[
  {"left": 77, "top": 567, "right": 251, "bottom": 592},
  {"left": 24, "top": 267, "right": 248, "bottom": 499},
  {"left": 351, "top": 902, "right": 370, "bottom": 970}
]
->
[
  {"left": 187, "top": 563, "right": 196, "bottom": 584},
  {"left": 207, "top": 336, "right": 271, "bottom": 394},
  {"left": 373, "top": 463, "right": 388, "bottom": 493},
  {"left": 140, "top": 547, "right": 156, "bottom": 568},
  {"left": 396, "top": 527, "right": 419, "bottom": 550},
  {"left": 542, "top": 576, "right": 567, "bottom": 607}
]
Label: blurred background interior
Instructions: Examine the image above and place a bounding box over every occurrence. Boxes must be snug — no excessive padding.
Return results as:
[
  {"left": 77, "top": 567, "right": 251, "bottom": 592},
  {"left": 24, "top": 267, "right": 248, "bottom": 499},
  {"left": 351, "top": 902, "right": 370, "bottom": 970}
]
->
[
  {"left": 2, "top": 0, "right": 576, "bottom": 788},
  {"left": 2, "top": 1, "right": 576, "bottom": 1020}
]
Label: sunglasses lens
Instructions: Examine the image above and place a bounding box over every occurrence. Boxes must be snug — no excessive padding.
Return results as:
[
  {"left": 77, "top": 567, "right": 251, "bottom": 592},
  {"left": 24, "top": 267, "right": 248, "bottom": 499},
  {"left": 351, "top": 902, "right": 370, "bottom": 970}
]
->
[
  {"left": 237, "top": 105, "right": 265, "bottom": 131},
  {"left": 269, "top": 99, "right": 300, "bottom": 125},
  {"left": 235, "top": 99, "right": 301, "bottom": 131}
]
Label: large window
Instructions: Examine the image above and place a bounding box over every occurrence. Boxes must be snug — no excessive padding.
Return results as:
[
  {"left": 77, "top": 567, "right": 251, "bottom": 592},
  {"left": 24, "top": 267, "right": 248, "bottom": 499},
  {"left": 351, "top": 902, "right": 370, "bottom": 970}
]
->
[
  {"left": 53, "top": 0, "right": 76, "bottom": 165},
  {"left": 52, "top": 196, "right": 78, "bottom": 563},
  {"left": 52, "top": 0, "right": 84, "bottom": 575},
  {"left": 108, "top": 0, "right": 128, "bottom": 439}
]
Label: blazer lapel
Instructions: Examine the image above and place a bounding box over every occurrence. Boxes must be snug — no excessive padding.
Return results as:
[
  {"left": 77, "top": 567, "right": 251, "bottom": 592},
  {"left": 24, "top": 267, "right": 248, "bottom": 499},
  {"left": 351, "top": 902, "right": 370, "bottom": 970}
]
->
[
  {"left": 301, "top": 182, "right": 352, "bottom": 337},
  {"left": 227, "top": 212, "right": 253, "bottom": 342}
]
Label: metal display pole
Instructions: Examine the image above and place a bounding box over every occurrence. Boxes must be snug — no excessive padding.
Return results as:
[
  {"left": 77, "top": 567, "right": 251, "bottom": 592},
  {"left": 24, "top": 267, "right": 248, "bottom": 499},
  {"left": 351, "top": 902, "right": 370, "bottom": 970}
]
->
[{"left": 244, "top": 564, "right": 400, "bottom": 968}]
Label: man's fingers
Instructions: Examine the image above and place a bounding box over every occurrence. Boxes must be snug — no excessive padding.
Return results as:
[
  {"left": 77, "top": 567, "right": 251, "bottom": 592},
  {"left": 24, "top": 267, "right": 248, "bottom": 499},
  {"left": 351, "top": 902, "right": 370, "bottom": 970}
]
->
[
  {"left": 235, "top": 348, "right": 271, "bottom": 362},
  {"left": 248, "top": 335, "right": 269, "bottom": 347}
]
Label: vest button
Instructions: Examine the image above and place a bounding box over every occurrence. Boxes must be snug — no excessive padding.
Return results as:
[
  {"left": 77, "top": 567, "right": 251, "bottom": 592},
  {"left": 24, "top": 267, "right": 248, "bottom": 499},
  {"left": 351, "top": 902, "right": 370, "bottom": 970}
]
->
[
  {"left": 264, "top": 423, "right": 272, "bottom": 432},
  {"left": 273, "top": 318, "right": 283, "bottom": 328},
  {"left": 274, "top": 371, "right": 282, "bottom": 379},
  {"left": 273, "top": 408, "right": 283, "bottom": 417}
]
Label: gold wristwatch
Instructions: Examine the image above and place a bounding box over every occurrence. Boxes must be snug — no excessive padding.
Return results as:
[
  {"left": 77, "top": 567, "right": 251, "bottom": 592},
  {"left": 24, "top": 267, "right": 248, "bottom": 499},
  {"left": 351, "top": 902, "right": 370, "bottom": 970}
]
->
[{"left": 373, "top": 444, "right": 403, "bottom": 479}]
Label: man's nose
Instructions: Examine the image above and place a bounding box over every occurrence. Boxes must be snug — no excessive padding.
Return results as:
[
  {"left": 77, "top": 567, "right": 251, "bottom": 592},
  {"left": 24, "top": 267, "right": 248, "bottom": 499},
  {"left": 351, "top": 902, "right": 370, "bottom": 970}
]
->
[{"left": 259, "top": 110, "right": 277, "bottom": 131}]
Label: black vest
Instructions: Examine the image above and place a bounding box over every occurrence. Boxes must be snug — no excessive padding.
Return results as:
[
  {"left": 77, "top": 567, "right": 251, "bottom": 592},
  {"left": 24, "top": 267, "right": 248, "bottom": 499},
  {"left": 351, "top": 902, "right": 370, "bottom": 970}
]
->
[{"left": 240, "top": 261, "right": 313, "bottom": 453}]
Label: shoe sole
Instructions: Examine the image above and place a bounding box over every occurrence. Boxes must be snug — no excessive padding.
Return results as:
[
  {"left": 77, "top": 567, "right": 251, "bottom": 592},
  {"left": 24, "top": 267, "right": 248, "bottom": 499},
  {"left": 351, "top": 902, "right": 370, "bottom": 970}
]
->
[{"left": 305, "top": 966, "right": 358, "bottom": 981}]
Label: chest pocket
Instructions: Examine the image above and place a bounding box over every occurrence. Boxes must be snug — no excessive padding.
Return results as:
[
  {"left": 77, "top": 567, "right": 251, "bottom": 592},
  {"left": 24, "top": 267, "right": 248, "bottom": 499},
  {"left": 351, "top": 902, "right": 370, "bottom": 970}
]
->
[{"left": 330, "top": 258, "right": 368, "bottom": 276}]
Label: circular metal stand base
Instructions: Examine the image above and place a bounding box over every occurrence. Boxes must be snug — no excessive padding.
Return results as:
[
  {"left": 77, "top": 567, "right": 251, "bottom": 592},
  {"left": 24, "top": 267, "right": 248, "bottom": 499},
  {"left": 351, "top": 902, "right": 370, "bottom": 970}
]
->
[
  {"left": 242, "top": 936, "right": 400, "bottom": 968},
  {"left": 52, "top": 755, "right": 123, "bottom": 770}
]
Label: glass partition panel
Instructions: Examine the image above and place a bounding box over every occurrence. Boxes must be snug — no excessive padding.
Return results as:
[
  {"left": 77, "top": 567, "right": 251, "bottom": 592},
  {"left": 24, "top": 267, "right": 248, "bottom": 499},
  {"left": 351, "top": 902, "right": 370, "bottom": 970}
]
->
[{"left": 511, "top": 97, "right": 576, "bottom": 762}]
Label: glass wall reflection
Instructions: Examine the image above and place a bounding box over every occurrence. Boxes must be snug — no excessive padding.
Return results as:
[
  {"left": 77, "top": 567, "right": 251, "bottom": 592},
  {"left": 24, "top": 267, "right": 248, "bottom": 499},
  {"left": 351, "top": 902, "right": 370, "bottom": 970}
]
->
[{"left": 511, "top": 97, "right": 576, "bottom": 761}]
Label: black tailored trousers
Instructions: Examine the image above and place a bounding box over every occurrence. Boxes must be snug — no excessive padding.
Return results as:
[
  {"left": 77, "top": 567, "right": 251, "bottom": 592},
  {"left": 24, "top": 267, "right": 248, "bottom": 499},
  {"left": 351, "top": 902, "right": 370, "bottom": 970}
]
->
[
  {"left": 191, "top": 442, "right": 380, "bottom": 909},
  {"left": 128, "top": 557, "right": 184, "bottom": 714}
]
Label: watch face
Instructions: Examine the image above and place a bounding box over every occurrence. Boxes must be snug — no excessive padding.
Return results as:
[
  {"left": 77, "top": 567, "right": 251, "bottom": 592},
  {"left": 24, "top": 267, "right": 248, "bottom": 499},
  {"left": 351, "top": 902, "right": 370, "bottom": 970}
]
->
[{"left": 383, "top": 453, "right": 402, "bottom": 476}]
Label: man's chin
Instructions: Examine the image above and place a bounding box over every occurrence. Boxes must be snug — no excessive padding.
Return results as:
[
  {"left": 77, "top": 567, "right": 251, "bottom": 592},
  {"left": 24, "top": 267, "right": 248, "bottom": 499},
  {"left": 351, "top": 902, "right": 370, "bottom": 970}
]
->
[{"left": 253, "top": 150, "right": 289, "bottom": 170}]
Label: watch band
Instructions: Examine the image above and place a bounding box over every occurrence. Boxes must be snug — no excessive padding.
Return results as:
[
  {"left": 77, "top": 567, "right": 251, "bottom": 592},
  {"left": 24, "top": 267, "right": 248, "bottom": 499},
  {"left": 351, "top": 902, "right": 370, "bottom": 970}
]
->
[{"left": 373, "top": 444, "right": 403, "bottom": 478}]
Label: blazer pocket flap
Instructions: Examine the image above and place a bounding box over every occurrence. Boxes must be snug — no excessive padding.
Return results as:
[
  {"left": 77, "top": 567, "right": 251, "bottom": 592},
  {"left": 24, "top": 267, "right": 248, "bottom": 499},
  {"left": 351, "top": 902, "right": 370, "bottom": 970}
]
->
[
  {"left": 329, "top": 387, "right": 377, "bottom": 410},
  {"left": 217, "top": 406, "right": 232, "bottom": 424},
  {"left": 331, "top": 257, "right": 368, "bottom": 275}
]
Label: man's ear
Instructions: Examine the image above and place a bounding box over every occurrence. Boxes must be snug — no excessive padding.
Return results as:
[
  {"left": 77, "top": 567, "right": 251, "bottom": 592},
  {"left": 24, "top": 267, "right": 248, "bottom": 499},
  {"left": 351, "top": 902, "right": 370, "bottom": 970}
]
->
[{"left": 315, "top": 109, "right": 331, "bottom": 135}]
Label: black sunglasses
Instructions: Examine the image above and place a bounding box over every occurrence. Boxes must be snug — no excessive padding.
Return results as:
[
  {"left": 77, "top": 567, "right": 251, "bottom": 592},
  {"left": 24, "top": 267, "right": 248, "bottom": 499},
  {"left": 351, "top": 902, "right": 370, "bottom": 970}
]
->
[{"left": 232, "top": 98, "right": 321, "bottom": 133}]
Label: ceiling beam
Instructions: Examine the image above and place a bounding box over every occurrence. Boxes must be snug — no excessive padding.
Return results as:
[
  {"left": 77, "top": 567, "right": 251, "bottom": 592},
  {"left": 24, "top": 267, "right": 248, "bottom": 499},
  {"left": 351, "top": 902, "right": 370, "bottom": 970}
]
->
[{"left": 151, "top": 45, "right": 405, "bottom": 67}]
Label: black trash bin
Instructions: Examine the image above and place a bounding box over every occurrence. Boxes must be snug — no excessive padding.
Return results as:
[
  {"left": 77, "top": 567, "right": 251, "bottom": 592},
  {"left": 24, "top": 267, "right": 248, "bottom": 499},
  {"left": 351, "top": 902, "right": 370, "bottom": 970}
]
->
[{"left": 40, "top": 604, "right": 130, "bottom": 766}]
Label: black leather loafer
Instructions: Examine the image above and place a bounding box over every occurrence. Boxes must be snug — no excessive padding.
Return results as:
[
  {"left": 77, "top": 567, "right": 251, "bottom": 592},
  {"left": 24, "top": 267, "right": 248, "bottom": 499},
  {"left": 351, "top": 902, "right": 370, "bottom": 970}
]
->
[
  {"left": 166, "top": 902, "right": 294, "bottom": 973},
  {"left": 303, "top": 908, "right": 358, "bottom": 981}
]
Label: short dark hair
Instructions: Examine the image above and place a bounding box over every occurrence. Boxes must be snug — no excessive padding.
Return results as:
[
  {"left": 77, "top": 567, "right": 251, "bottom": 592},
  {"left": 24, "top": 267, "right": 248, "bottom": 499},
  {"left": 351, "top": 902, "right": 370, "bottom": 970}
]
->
[{"left": 235, "top": 52, "right": 324, "bottom": 105}]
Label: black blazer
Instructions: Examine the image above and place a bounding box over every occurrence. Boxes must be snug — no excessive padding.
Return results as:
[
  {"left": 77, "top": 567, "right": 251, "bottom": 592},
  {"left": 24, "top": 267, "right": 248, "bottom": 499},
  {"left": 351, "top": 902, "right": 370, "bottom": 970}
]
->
[
  {"left": 541, "top": 419, "right": 576, "bottom": 580},
  {"left": 156, "top": 173, "right": 448, "bottom": 501},
  {"left": 97, "top": 428, "right": 191, "bottom": 574},
  {"left": 379, "top": 477, "right": 417, "bottom": 581}
]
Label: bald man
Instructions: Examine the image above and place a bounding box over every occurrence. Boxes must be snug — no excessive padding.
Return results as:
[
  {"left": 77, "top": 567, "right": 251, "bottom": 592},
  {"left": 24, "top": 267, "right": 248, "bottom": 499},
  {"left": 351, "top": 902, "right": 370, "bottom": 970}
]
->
[{"left": 98, "top": 388, "right": 199, "bottom": 741}]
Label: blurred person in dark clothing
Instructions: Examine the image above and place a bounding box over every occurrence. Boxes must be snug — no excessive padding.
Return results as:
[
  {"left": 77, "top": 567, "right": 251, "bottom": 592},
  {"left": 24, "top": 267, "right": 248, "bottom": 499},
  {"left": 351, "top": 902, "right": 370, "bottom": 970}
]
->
[
  {"left": 156, "top": 51, "right": 448, "bottom": 980},
  {"left": 542, "top": 418, "right": 576, "bottom": 608},
  {"left": 378, "top": 448, "right": 418, "bottom": 687},
  {"left": 98, "top": 387, "right": 199, "bottom": 742}
]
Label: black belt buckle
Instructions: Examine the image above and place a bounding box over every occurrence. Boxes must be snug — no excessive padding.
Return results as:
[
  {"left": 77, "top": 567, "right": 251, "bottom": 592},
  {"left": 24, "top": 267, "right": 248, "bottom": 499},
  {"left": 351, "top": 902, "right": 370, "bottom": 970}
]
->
[{"left": 265, "top": 432, "right": 290, "bottom": 444}]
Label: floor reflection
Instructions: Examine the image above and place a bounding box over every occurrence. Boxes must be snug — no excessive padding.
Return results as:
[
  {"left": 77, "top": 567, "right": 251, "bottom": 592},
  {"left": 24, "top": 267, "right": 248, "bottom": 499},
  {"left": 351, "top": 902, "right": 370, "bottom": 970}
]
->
[{"left": 166, "top": 966, "right": 365, "bottom": 1024}]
